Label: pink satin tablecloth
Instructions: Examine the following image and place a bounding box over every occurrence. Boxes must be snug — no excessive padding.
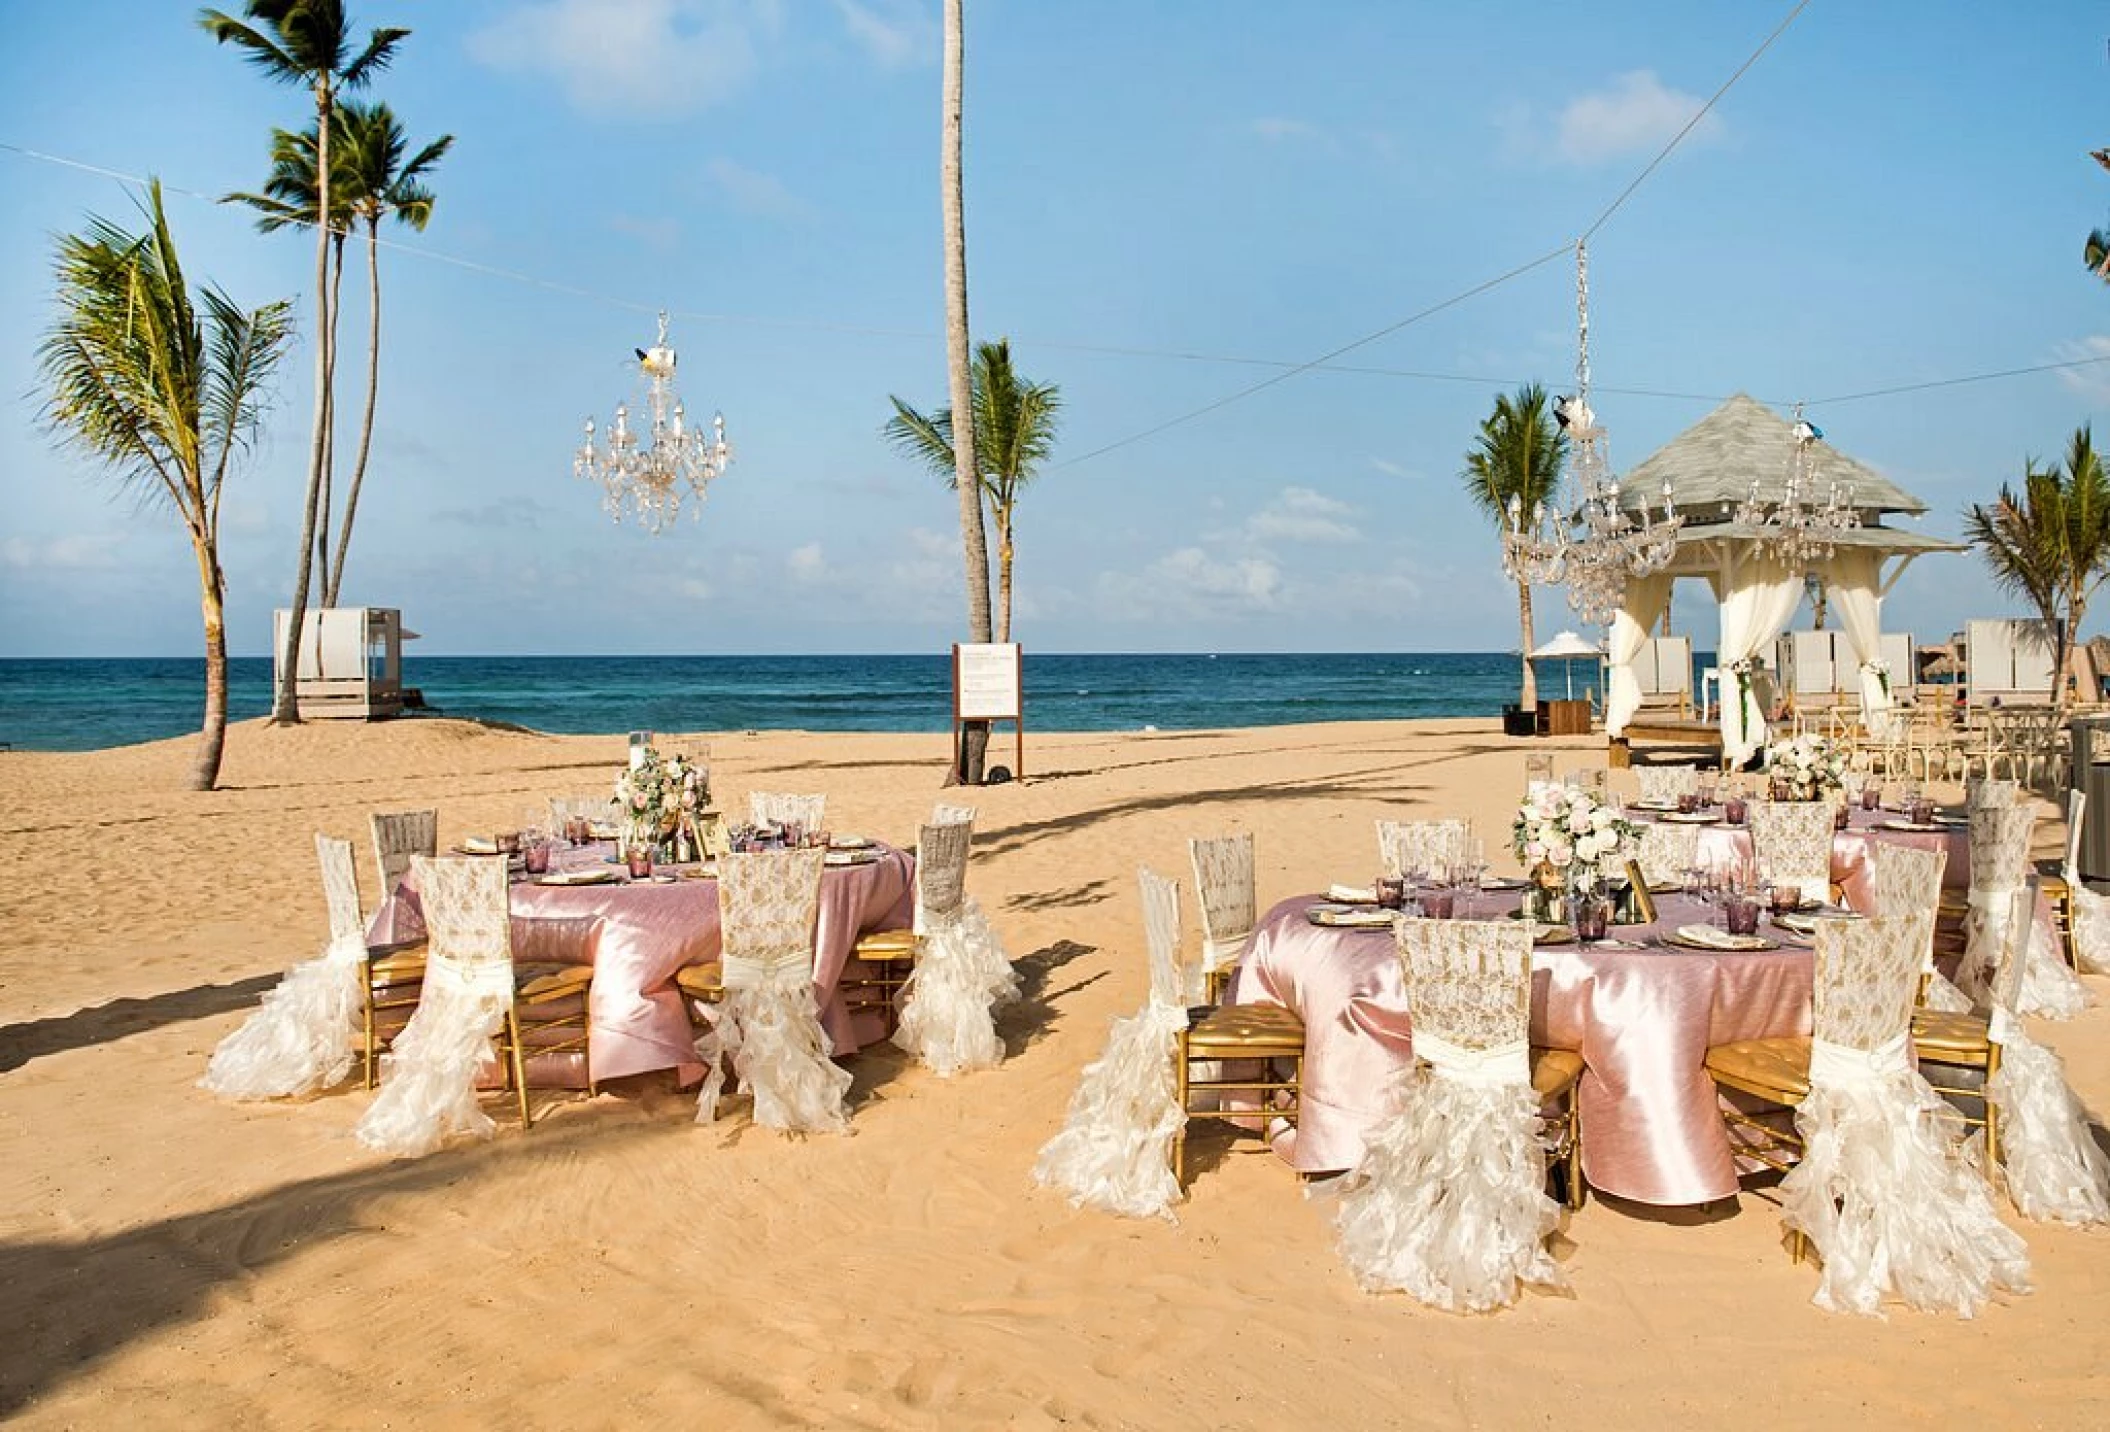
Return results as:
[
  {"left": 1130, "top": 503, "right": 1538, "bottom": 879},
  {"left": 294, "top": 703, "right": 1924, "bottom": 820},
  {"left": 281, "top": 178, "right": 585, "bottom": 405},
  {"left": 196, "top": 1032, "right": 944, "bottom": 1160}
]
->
[
  {"left": 1235, "top": 890, "right": 1814, "bottom": 1205},
  {"left": 368, "top": 843, "right": 915, "bottom": 1086}
]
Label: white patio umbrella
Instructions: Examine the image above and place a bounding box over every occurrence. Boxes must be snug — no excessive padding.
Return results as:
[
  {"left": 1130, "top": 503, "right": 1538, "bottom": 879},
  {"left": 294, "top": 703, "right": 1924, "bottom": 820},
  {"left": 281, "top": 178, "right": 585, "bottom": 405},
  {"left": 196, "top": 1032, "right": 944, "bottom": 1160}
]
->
[{"left": 1528, "top": 630, "right": 1604, "bottom": 699}]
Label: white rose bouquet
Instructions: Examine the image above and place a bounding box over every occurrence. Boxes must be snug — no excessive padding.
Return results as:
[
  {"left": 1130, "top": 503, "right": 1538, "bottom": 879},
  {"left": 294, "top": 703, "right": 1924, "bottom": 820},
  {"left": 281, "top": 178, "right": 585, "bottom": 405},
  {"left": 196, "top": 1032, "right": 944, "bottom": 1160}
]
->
[
  {"left": 1762, "top": 732, "right": 1848, "bottom": 801},
  {"left": 1512, "top": 784, "right": 1644, "bottom": 896},
  {"left": 613, "top": 746, "right": 711, "bottom": 848}
]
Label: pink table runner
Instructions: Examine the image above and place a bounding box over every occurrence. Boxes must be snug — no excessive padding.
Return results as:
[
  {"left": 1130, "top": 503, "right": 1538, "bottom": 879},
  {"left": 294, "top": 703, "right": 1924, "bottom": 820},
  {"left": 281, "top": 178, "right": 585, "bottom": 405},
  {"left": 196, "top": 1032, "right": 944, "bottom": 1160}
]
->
[
  {"left": 1236, "top": 890, "right": 1814, "bottom": 1204},
  {"left": 368, "top": 843, "right": 915, "bottom": 1087}
]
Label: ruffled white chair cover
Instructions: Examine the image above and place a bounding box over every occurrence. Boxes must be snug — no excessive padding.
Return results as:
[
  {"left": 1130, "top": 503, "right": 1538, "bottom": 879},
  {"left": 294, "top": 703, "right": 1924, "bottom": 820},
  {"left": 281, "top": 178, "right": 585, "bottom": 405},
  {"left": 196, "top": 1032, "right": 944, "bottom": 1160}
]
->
[
  {"left": 697, "top": 848, "right": 849, "bottom": 1132},
  {"left": 370, "top": 808, "right": 437, "bottom": 904},
  {"left": 748, "top": 791, "right": 827, "bottom": 832},
  {"left": 200, "top": 833, "right": 368, "bottom": 1100},
  {"left": 893, "top": 820, "right": 1017, "bottom": 1077},
  {"left": 2070, "top": 881, "right": 2110, "bottom": 976},
  {"left": 1032, "top": 868, "right": 1190, "bottom": 1222},
  {"left": 1988, "top": 1010, "right": 2110, "bottom": 1225},
  {"left": 1778, "top": 911, "right": 2031, "bottom": 1317},
  {"left": 1748, "top": 799, "right": 1835, "bottom": 906},
  {"left": 1866, "top": 843, "right": 1969, "bottom": 1012},
  {"left": 1188, "top": 833, "right": 1256, "bottom": 998},
  {"left": 1636, "top": 766, "right": 1699, "bottom": 805},
  {"left": 1962, "top": 805, "right": 2090, "bottom": 1019},
  {"left": 1332, "top": 919, "right": 1568, "bottom": 1313},
  {"left": 1635, "top": 821, "right": 1701, "bottom": 889},
  {"left": 356, "top": 857, "right": 515, "bottom": 1158},
  {"left": 1376, "top": 819, "right": 1469, "bottom": 882}
]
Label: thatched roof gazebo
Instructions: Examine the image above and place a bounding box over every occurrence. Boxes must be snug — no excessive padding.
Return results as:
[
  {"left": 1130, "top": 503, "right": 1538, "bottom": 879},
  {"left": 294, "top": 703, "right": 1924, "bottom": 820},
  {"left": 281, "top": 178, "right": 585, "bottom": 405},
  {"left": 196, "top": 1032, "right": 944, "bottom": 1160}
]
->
[{"left": 1605, "top": 393, "right": 1963, "bottom": 765}]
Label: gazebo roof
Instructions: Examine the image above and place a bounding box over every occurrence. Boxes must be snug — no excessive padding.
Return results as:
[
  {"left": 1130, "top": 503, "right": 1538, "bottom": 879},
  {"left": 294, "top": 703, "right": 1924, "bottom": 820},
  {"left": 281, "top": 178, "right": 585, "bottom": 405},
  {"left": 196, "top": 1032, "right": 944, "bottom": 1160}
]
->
[{"left": 1622, "top": 392, "right": 1928, "bottom": 518}]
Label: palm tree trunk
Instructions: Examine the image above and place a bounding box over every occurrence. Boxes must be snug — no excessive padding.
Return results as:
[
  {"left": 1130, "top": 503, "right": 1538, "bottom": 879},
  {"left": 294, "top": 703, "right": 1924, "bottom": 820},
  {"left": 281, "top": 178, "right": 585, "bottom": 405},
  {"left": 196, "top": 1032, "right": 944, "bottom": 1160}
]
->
[
  {"left": 192, "top": 539, "right": 229, "bottom": 791},
  {"left": 943, "top": 0, "right": 992, "bottom": 785},
  {"left": 996, "top": 507, "right": 1014, "bottom": 645},
  {"left": 1517, "top": 581, "right": 1538, "bottom": 709},
  {"left": 327, "top": 218, "right": 383, "bottom": 607},
  {"left": 273, "top": 78, "right": 335, "bottom": 726},
  {"left": 315, "top": 230, "right": 344, "bottom": 604}
]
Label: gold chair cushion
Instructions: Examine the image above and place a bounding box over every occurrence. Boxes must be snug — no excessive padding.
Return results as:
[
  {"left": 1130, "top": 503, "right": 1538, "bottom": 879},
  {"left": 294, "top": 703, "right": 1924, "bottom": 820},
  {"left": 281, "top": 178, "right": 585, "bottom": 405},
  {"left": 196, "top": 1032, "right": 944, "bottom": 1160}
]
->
[
  {"left": 367, "top": 941, "right": 429, "bottom": 983},
  {"left": 516, "top": 963, "right": 594, "bottom": 1003},
  {"left": 1911, "top": 1008, "right": 1993, "bottom": 1062},
  {"left": 1186, "top": 1001, "right": 1305, "bottom": 1057},
  {"left": 675, "top": 962, "right": 725, "bottom": 1000},
  {"left": 1704, "top": 1036, "right": 1811, "bottom": 1104},
  {"left": 854, "top": 929, "right": 918, "bottom": 960},
  {"left": 1531, "top": 1047, "right": 1584, "bottom": 1098}
]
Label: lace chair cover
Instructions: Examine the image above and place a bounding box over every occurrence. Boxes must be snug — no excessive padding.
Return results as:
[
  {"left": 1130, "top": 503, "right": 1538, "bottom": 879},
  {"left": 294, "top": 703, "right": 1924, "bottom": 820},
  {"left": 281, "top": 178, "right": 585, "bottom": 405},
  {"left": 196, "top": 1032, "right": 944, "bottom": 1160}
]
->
[
  {"left": 894, "top": 821, "right": 1015, "bottom": 1077},
  {"left": 1866, "top": 843, "right": 1966, "bottom": 1010},
  {"left": 370, "top": 809, "right": 438, "bottom": 903},
  {"left": 1636, "top": 822, "right": 1702, "bottom": 888},
  {"left": 1189, "top": 833, "right": 1257, "bottom": 977},
  {"left": 356, "top": 857, "right": 514, "bottom": 1157},
  {"left": 1564, "top": 767, "right": 1609, "bottom": 795},
  {"left": 1031, "top": 869, "right": 1188, "bottom": 1222},
  {"left": 1637, "top": 766, "right": 1699, "bottom": 805},
  {"left": 1779, "top": 911, "right": 2031, "bottom": 1316},
  {"left": 1748, "top": 800, "right": 1834, "bottom": 906},
  {"left": 931, "top": 802, "right": 977, "bottom": 826},
  {"left": 702, "top": 849, "right": 850, "bottom": 1132},
  {"left": 1965, "top": 778, "right": 2019, "bottom": 811},
  {"left": 200, "top": 834, "right": 368, "bottom": 1100},
  {"left": 1960, "top": 807, "right": 2087, "bottom": 1017},
  {"left": 748, "top": 791, "right": 826, "bottom": 831},
  {"left": 1332, "top": 919, "right": 1566, "bottom": 1313},
  {"left": 1376, "top": 818, "right": 1469, "bottom": 881},
  {"left": 2071, "top": 881, "right": 2110, "bottom": 976}
]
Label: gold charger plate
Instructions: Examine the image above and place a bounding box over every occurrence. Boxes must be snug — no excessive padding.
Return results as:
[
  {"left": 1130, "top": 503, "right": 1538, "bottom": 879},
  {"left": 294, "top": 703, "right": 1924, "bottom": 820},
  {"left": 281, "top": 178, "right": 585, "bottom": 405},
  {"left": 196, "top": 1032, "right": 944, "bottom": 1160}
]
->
[
  {"left": 1660, "top": 930, "right": 1780, "bottom": 953},
  {"left": 1307, "top": 903, "right": 1395, "bottom": 929},
  {"left": 1881, "top": 819, "right": 1946, "bottom": 833}
]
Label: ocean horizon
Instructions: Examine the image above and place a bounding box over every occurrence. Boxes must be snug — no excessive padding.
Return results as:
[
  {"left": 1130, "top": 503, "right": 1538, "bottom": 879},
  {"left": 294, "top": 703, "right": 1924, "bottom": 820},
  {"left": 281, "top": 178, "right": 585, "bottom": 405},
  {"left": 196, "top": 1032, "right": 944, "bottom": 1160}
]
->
[{"left": 0, "top": 651, "right": 1649, "bottom": 754}]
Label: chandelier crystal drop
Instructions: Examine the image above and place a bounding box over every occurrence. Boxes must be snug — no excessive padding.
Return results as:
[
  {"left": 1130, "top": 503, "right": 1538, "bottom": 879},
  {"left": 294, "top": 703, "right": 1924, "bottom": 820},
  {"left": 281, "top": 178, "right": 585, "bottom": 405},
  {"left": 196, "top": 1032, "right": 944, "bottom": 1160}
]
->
[
  {"left": 1733, "top": 402, "right": 1858, "bottom": 568},
  {"left": 574, "top": 311, "right": 732, "bottom": 533},
  {"left": 1500, "top": 240, "right": 1681, "bottom": 627}
]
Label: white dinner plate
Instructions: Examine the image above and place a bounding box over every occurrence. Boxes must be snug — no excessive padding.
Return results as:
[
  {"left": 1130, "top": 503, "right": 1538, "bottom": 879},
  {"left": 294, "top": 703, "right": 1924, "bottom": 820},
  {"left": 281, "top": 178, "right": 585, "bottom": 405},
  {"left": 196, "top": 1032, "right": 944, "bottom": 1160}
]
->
[{"left": 537, "top": 869, "right": 616, "bottom": 886}]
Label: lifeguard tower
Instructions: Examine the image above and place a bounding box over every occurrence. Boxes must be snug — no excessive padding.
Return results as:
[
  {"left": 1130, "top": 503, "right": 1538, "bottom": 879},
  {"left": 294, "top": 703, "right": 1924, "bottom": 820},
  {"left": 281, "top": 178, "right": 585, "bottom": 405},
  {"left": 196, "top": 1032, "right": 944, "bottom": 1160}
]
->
[{"left": 271, "top": 607, "right": 414, "bottom": 720}]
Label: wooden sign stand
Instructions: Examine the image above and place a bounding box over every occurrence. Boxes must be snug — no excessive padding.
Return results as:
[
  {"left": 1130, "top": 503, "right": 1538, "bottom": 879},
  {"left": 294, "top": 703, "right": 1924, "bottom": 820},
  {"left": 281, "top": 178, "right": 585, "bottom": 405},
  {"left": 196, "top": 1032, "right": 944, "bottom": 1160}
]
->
[{"left": 952, "top": 642, "right": 1024, "bottom": 780}]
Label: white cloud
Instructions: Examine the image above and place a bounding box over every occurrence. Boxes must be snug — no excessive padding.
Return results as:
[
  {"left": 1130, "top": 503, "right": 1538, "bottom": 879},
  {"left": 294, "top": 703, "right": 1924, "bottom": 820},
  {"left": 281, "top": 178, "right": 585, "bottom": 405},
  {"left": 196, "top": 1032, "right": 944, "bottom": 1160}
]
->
[
  {"left": 1149, "top": 546, "right": 1283, "bottom": 613},
  {"left": 832, "top": 0, "right": 932, "bottom": 68},
  {"left": 608, "top": 214, "right": 680, "bottom": 252},
  {"left": 2053, "top": 335, "right": 2110, "bottom": 404},
  {"left": 1369, "top": 457, "right": 1413, "bottom": 480},
  {"left": 1251, "top": 116, "right": 1326, "bottom": 144},
  {"left": 0, "top": 533, "right": 126, "bottom": 571},
  {"left": 1244, "top": 485, "right": 1359, "bottom": 544},
  {"left": 787, "top": 541, "right": 827, "bottom": 580},
  {"left": 1552, "top": 71, "right": 1720, "bottom": 166},
  {"left": 468, "top": 0, "right": 778, "bottom": 117},
  {"left": 706, "top": 158, "right": 813, "bottom": 221}
]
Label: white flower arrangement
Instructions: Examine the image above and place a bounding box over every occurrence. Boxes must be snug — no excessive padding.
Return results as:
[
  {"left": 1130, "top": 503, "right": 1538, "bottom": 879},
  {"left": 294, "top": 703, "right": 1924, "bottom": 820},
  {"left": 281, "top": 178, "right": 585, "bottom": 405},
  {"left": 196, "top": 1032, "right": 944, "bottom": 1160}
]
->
[
  {"left": 1512, "top": 784, "right": 1644, "bottom": 895},
  {"left": 1762, "top": 731, "right": 1849, "bottom": 801},
  {"left": 613, "top": 746, "right": 709, "bottom": 847}
]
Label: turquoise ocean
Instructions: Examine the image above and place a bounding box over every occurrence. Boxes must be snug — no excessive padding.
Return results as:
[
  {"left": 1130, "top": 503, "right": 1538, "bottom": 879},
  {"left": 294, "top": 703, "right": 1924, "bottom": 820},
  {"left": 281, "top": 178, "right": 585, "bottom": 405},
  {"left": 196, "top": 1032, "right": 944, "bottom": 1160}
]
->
[{"left": 0, "top": 653, "right": 1621, "bottom": 754}]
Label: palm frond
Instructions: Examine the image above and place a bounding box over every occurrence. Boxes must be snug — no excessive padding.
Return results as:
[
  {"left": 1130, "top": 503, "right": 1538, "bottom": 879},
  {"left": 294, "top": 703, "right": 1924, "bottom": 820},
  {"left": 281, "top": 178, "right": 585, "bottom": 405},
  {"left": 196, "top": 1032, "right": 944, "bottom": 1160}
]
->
[
  {"left": 884, "top": 398, "right": 957, "bottom": 485},
  {"left": 1461, "top": 383, "right": 1564, "bottom": 529},
  {"left": 340, "top": 26, "right": 411, "bottom": 88}
]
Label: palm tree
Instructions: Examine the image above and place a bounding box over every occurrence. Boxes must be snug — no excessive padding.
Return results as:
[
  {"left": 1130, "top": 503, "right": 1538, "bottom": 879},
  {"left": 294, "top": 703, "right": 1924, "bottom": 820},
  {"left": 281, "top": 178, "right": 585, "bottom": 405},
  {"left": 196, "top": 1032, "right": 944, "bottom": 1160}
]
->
[
  {"left": 1963, "top": 426, "right": 2110, "bottom": 713},
  {"left": 940, "top": 0, "right": 992, "bottom": 783},
  {"left": 327, "top": 100, "right": 452, "bottom": 607},
  {"left": 201, "top": 0, "right": 408, "bottom": 725},
  {"left": 2086, "top": 148, "right": 2110, "bottom": 283},
  {"left": 885, "top": 339, "right": 1062, "bottom": 644},
  {"left": 39, "top": 182, "right": 294, "bottom": 790},
  {"left": 1461, "top": 384, "right": 1565, "bottom": 709}
]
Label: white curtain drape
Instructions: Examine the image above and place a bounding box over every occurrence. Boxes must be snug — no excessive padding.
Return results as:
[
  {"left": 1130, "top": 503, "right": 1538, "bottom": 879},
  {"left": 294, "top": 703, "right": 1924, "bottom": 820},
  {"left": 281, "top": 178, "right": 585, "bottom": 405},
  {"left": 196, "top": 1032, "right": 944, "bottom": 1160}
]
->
[
  {"left": 1605, "top": 573, "right": 1674, "bottom": 735},
  {"left": 1824, "top": 549, "right": 1895, "bottom": 739},
  {"left": 1711, "top": 551, "right": 1804, "bottom": 766}
]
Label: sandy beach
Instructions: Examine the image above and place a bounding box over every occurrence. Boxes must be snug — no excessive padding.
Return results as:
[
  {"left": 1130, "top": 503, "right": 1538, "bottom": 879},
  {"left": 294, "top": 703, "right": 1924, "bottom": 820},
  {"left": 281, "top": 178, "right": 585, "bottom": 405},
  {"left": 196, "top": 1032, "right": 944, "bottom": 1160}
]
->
[{"left": 2, "top": 715, "right": 2106, "bottom": 1428}]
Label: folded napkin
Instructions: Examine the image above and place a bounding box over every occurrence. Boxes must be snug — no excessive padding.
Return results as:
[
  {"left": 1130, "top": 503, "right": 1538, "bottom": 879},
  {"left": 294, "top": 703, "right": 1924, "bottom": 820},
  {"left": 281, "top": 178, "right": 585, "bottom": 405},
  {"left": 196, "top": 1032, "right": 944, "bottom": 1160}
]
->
[
  {"left": 1673, "top": 924, "right": 1769, "bottom": 951},
  {"left": 1308, "top": 904, "right": 1394, "bottom": 928},
  {"left": 461, "top": 835, "right": 499, "bottom": 855},
  {"left": 1327, "top": 883, "right": 1377, "bottom": 904}
]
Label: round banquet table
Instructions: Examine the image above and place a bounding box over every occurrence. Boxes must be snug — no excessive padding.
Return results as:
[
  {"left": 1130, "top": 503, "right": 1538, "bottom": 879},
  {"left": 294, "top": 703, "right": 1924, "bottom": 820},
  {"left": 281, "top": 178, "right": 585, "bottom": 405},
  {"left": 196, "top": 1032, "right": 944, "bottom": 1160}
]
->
[
  {"left": 1234, "top": 888, "right": 1815, "bottom": 1205},
  {"left": 367, "top": 841, "right": 916, "bottom": 1087}
]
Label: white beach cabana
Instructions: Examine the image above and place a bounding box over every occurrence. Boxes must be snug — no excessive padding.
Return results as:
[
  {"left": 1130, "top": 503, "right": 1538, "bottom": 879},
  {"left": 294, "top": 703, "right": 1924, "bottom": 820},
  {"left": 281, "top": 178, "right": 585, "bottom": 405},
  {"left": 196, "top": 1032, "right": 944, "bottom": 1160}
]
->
[
  {"left": 1605, "top": 394, "right": 1963, "bottom": 765},
  {"left": 1529, "top": 630, "right": 1603, "bottom": 700}
]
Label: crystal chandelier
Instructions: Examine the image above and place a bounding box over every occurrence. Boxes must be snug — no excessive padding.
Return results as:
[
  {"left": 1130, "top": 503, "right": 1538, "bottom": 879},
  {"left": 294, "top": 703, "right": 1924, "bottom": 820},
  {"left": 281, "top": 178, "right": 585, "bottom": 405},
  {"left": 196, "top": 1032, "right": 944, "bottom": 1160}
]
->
[
  {"left": 574, "top": 311, "right": 731, "bottom": 532},
  {"left": 1733, "top": 403, "right": 1857, "bottom": 568},
  {"left": 1501, "top": 241, "right": 1681, "bottom": 627}
]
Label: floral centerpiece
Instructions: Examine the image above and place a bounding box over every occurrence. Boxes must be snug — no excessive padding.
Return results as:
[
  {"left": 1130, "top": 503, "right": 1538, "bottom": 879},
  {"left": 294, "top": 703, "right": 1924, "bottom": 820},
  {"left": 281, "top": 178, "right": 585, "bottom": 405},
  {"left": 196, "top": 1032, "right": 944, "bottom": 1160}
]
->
[
  {"left": 1762, "top": 732, "right": 1849, "bottom": 801},
  {"left": 613, "top": 746, "right": 710, "bottom": 855},
  {"left": 1512, "top": 784, "right": 1643, "bottom": 916}
]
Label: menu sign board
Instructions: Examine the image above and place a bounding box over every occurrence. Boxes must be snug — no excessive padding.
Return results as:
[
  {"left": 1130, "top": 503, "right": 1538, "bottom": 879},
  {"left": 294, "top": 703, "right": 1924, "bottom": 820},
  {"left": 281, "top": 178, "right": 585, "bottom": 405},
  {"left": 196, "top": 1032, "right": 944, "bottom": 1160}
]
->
[{"left": 951, "top": 643, "right": 1024, "bottom": 778}]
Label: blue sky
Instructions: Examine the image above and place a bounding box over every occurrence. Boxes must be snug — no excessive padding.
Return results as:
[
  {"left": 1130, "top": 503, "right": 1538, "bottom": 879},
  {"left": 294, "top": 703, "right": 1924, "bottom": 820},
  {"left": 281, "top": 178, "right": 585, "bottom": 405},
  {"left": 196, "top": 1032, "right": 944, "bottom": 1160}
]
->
[{"left": 1, "top": 1, "right": 2105, "bottom": 657}]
